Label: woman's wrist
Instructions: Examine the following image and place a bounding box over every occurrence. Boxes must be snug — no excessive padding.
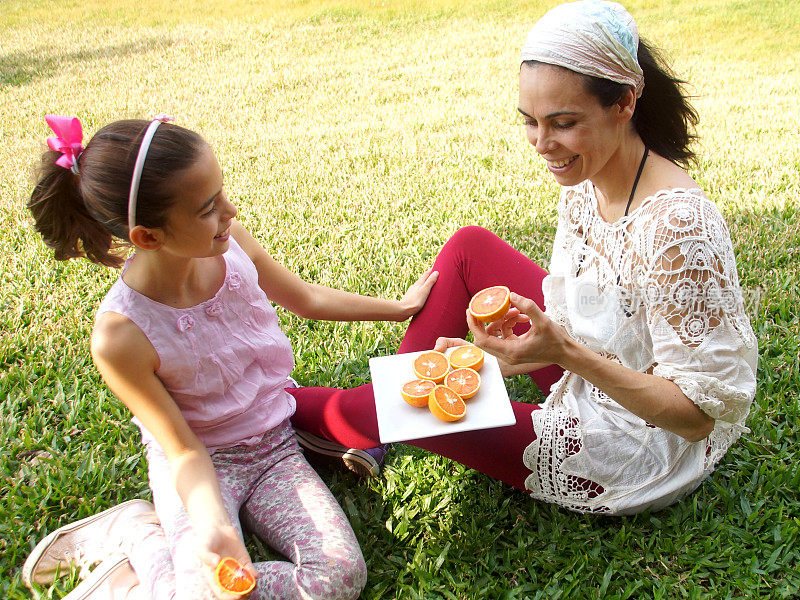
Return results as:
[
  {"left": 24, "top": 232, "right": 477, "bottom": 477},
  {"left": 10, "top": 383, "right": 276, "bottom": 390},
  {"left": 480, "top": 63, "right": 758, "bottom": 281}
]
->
[{"left": 555, "top": 335, "right": 592, "bottom": 373}]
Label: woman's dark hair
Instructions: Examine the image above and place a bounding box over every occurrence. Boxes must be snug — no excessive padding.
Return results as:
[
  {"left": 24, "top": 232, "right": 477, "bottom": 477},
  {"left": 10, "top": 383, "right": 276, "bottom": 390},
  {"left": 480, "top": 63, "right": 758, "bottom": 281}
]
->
[
  {"left": 28, "top": 120, "right": 207, "bottom": 267},
  {"left": 522, "top": 38, "right": 698, "bottom": 166},
  {"left": 580, "top": 38, "right": 698, "bottom": 166}
]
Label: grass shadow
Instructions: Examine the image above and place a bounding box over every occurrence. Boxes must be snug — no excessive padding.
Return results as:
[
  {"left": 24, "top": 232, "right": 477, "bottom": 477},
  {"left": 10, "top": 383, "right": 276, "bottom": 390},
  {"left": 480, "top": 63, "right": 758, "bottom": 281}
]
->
[{"left": 0, "top": 37, "right": 176, "bottom": 88}]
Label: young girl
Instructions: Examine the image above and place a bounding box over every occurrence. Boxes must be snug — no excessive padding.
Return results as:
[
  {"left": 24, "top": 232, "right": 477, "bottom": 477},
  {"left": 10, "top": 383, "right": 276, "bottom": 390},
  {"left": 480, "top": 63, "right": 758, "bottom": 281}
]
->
[{"left": 24, "top": 114, "right": 437, "bottom": 600}]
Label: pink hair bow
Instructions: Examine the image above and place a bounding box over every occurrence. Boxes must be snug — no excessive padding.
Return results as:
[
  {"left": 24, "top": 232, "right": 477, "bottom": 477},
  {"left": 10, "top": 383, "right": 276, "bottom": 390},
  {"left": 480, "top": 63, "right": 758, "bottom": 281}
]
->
[{"left": 45, "top": 115, "right": 84, "bottom": 173}]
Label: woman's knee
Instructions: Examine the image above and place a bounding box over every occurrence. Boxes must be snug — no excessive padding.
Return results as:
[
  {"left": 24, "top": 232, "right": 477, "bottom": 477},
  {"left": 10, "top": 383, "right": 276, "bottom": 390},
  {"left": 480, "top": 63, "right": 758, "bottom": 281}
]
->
[
  {"left": 434, "top": 226, "right": 500, "bottom": 273},
  {"left": 443, "top": 225, "right": 498, "bottom": 253}
]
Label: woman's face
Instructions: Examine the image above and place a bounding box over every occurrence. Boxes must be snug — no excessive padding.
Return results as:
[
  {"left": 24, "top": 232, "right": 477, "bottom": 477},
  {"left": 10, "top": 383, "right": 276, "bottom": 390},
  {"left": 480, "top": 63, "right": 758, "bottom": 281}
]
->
[{"left": 518, "top": 63, "right": 631, "bottom": 187}]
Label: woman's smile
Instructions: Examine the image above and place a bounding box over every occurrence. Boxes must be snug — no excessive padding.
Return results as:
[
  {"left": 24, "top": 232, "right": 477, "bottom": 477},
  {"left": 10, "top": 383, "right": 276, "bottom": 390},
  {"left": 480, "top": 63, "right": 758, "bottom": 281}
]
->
[{"left": 546, "top": 154, "right": 580, "bottom": 173}]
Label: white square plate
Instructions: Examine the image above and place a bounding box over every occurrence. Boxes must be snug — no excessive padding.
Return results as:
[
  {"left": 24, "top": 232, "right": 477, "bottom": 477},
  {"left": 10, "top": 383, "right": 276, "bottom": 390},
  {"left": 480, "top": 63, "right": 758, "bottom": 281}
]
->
[{"left": 369, "top": 348, "right": 515, "bottom": 444}]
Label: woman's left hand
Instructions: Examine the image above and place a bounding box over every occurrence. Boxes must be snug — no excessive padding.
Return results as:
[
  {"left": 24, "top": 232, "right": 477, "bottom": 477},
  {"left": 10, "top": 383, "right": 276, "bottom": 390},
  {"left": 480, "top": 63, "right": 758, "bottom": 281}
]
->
[
  {"left": 397, "top": 268, "right": 439, "bottom": 320},
  {"left": 468, "top": 292, "right": 572, "bottom": 367}
]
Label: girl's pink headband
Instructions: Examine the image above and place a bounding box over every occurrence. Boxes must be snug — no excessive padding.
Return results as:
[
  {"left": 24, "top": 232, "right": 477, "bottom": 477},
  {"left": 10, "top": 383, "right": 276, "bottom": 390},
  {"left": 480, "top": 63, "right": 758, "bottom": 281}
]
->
[{"left": 128, "top": 114, "right": 174, "bottom": 233}]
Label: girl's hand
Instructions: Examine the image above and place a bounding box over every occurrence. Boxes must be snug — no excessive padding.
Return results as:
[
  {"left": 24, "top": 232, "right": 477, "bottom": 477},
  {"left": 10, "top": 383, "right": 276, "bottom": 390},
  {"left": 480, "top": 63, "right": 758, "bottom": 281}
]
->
[
  {"left": 197, "top": 523, "right": 257, "bottom": 599},
  {"left": 468, "top": 292, "right": 571, "bottom": 368},
  {"left": 397, "top": 268, "right": 439, "bottom": 320}
]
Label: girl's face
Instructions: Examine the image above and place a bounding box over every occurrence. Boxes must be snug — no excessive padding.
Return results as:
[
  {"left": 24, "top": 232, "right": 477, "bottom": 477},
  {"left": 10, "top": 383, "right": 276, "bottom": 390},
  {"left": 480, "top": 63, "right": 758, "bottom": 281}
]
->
[
  {"left": 518, "top": 63, "right": 631, "bottom": 187},
  {"left": 160, "top": 145, "right": 237, "bottom": 258}
]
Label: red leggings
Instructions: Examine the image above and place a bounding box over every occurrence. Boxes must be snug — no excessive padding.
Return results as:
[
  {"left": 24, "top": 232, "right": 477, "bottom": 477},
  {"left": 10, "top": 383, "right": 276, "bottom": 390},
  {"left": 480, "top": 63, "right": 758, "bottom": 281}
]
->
[{"left": 289, "top": 226, "right": 564, "bottom": 491}]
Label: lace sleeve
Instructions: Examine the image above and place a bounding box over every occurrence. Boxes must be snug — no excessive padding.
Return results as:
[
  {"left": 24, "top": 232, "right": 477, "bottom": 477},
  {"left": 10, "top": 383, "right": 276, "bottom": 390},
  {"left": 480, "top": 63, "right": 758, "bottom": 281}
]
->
[
  {"left": 641, "top": 192, "right": 757, "bottom": 426},
  {"left": 542, "top": 187, "right": 574, "bottom": 326}
]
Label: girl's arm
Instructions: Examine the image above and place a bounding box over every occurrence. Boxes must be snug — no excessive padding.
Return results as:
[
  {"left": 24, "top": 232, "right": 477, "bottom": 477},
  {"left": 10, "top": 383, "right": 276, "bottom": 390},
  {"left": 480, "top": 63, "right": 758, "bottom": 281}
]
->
[
  {"left": 469, "top": 294, "right": 714, "bottom": 442},
  {"left": 91, "top": 313, "right": 254, "bottom": 595},
  {"left": 231, "top": 221, "right": 437, "bottom": 322}
]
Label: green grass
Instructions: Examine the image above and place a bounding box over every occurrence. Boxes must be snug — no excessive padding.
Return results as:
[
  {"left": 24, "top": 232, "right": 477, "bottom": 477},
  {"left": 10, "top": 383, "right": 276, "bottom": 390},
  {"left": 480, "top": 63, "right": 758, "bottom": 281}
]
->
[{"left": 1, "top": 0, "right": 799, "bottom": 598}]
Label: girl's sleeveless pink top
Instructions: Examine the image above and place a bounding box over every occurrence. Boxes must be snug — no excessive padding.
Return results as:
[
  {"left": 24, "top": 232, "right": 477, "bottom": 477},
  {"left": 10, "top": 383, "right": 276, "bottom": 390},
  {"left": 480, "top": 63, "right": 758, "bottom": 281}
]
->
[{"left": 95, "top": 237, "right": 296, "bottom": 451}]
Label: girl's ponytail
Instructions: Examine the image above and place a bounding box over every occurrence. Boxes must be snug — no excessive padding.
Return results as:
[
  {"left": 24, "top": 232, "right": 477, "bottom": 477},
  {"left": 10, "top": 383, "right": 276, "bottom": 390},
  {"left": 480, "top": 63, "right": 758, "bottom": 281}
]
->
[
  {"left": 28, "top": 117, "right": 206, "bottom": 268},
  {"left": 29, "top": 150, "right": 122, "bottom": 267}
]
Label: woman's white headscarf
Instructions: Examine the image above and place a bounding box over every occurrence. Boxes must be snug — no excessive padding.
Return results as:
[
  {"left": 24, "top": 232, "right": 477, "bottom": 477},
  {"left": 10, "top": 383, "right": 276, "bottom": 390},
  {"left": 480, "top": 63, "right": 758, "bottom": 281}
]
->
[{"left": 520, "top": 0, "right": 644, "bottom": 98}]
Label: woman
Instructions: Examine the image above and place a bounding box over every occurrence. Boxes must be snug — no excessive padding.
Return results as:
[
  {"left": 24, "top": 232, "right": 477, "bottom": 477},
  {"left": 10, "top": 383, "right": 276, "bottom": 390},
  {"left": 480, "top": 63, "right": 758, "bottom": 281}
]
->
[{"left": 287, "top": 0, "right": 757, "bottom": 515}]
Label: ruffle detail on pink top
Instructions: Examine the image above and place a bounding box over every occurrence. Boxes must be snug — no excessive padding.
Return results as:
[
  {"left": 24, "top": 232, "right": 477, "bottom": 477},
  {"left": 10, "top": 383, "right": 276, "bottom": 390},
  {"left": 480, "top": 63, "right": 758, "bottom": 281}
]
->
[
  {"left": 95, "top": 237, "right": 296, "bottom": 451},
  {"left": 177, "top": 314, "right": 195, "bottom": 332}
]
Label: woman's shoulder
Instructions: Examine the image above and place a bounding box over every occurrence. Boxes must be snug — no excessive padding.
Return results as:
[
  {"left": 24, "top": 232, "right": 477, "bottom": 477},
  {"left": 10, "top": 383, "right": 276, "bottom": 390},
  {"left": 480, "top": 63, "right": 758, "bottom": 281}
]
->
[
  {"left": 638, "top": 186, "right": 726, "bottom": 235},
  {"left": 636, "top": 154, "right": 715, "bottom": 214},
  {"left": 557, "top": 180, "right": 593, "bottom": 219}
]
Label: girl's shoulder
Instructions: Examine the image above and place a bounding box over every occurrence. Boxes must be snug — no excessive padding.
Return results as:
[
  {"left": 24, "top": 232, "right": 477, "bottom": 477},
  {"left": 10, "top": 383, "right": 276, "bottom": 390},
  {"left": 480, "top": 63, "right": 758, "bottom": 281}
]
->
[
  {"left": 228, "top": 220, "right": 264, "bottom": 263},
  {"left": 91, "top": 310, "right": 159, "bottom": 371}
]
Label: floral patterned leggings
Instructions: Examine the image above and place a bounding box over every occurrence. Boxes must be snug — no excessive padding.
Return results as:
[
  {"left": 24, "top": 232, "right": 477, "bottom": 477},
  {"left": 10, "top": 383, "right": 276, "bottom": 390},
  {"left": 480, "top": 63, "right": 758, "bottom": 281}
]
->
[{"left": 133, "top": 420, "right": 366, "bottom": 600}]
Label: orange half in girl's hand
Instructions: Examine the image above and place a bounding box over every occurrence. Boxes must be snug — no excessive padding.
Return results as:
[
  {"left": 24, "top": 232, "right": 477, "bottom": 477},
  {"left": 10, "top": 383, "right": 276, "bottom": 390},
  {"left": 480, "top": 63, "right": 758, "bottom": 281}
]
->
[
  {"left": 412, "top": 351, "right": 449, "bottom": 383},
  {"left": 468, "top": 285, "right": 511, "bottom": 323},
  {"left": 401, "top": 379, "right": 436, "bottom": 407},
  {"left": 428, "top": 385, "right": 466, "bottom": 422},
  {"left": 448, "top": 345, "right": 484, "bottom": 371},
  {"left": 444, "top": 368, "right": 481, "bottom": 400},
  {"left": 215, "top": 557, "right": 256, "bottom": 596}
]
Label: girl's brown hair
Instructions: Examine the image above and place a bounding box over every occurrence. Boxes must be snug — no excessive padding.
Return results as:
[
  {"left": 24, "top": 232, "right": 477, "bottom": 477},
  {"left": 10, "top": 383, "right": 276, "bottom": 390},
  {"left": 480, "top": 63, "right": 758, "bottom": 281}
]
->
[{"left": 29, "top": 119, "right": 206, "bottom": 267}]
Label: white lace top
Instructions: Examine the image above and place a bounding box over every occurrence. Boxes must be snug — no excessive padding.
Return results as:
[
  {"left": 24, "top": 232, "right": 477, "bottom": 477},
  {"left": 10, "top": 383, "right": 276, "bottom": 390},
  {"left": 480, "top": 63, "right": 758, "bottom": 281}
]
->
[{"left": 522, "top": 181, "right": 758, "bottom": 514}]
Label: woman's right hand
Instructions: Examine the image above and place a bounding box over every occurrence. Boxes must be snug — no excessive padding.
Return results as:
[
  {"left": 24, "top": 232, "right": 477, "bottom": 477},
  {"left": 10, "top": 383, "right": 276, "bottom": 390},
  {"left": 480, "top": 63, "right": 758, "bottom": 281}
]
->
[
  {"left": 197, "top": 523, "right": 258, "bottom": 599},
  {"left": 432, "top": 336, "right": 470, "bottom": 353},
  {"left": 468, "top": 292, "right": 572, "bottom": 368}
]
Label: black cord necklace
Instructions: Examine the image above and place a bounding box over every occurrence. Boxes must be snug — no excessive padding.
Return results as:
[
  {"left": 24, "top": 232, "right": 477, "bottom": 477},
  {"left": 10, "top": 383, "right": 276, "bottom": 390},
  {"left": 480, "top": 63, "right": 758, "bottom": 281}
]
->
[
  {"left": 624, "top": 147, "right": 649, "bottom": 217},
  {"left": 575, "top": 146, "right": 650, "bottom": 282}
]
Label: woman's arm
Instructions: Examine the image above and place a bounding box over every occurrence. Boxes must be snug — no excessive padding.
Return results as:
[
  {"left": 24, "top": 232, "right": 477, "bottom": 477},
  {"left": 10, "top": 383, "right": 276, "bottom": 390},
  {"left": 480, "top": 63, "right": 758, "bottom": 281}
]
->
[
  {"left": 91, "top": 313, "right": 255, "bottom": 592},
  {"left": 230, "top": 221, "right": 437, "bottom": 321},
  {"left": 558, "top": 334, "right": 714, "bottom": 441},
  {"left": 468, "top": 294, "right": 714, "bottom": 442}
]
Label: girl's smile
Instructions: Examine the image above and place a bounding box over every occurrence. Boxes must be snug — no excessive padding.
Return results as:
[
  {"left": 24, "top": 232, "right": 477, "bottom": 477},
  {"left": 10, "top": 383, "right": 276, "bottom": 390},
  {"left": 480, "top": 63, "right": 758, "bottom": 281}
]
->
[{"left": 159, "top": 145, "right": 237, "bottom": 258}]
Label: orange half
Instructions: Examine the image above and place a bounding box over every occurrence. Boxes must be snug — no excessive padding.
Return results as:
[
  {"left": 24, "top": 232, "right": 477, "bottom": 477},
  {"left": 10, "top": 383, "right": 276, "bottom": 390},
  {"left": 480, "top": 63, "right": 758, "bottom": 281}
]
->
[
  {"left": 428, "top": 385, "right": 466, "bottom": 422},
  {"left": 401, "top": 379, "right": 436, "bottom": 407},
  {"left": 468, "top": 285, "right": 511, "bottom": 323},
  {"left": 215, "top": 557, "right": 256, "bottom": 596},
  {"left": 448, "top": 345, "right": 484, "bottom": 371},
  {"left": 444, "top": 368, "right": 481, "bottom": 400},
  {"left": 413, "top": 351, "right": 449, "bottom": 383}
]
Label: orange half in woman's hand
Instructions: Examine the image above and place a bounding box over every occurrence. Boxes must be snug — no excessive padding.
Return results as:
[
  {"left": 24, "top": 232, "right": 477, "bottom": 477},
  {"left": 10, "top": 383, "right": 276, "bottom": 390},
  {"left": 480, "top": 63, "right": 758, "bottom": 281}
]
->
[
  {"left": 468, "top": 286, "right": 511, "bottom": 323},
  {"left": 215, "top": 557, "right": 256, "bottom": 596}
]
